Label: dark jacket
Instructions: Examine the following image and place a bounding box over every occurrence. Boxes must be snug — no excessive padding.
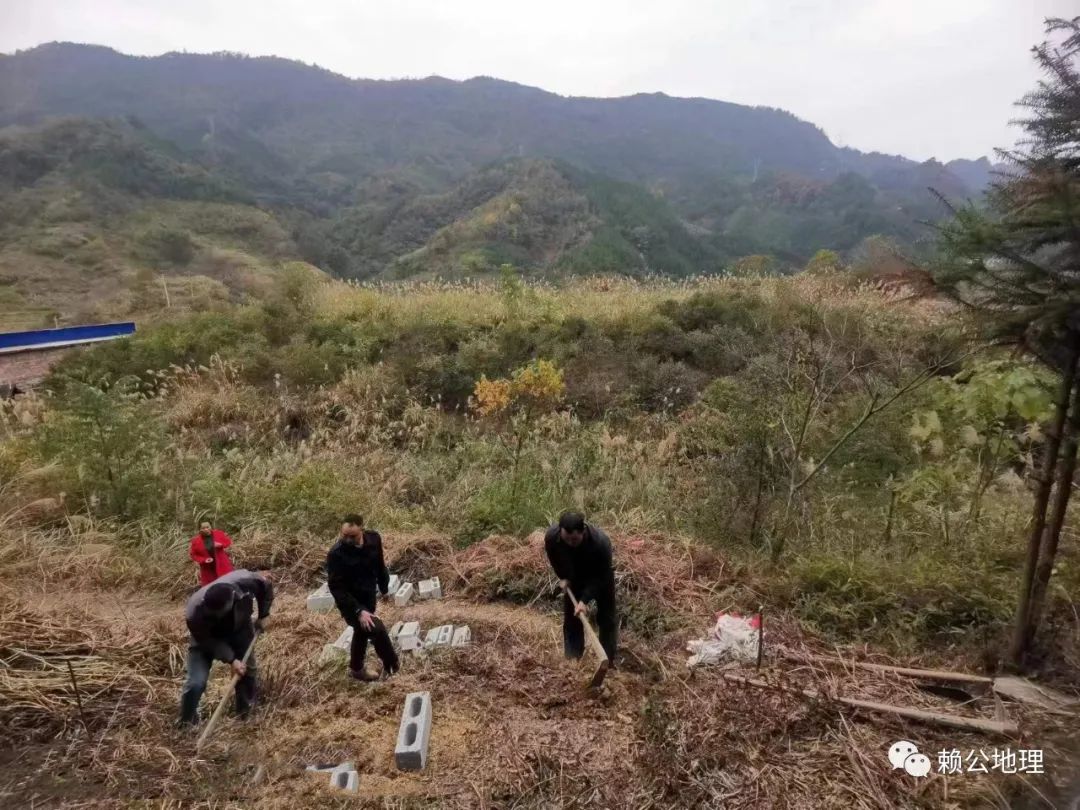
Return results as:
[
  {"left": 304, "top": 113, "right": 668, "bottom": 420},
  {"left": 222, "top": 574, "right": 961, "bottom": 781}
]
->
[
  {"left": 184, "top": 569, "right": 273, "bottom": 663},
  {"left": 326, "top": 531, "right": 390, "bottom": 621},
  {"left": 544, "top": 523, "right": 615, "bottom": 600}
]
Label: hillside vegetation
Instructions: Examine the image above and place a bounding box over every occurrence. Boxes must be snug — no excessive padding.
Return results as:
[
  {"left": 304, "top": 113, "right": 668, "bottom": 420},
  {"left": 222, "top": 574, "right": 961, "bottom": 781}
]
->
[
  {"left": 0, "top": 43, "right": 994, "bottom": 312},
  {"left": 3, "top": 272, "right": 1074, "bottom": 660},
  {"left": 0, "top": 117, "right": 311, "bottom": 327},
  {"left": 2, "top": 272, "right": 1078, "bottom": 806}
]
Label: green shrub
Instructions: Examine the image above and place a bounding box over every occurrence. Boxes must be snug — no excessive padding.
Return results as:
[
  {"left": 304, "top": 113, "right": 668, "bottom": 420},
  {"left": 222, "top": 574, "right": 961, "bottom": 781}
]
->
[
  {"left": 190, "top": 459, "right": 359, "bottom": 535},
  {"left": 656, "top": 291, "right": 769, "bottom": 334},
  {"left": 140, "top": 227, "right": 196, "bottom": 265},
  {"left": 784, "top": 556, "right": 1013, "bottom": 650},
  {"left": 36, "top": 378, "right": 170, "bottom": 519},
  {"left": 48, "top": 309, "right": 269, "bottom": 389},
  {"left": 460, "top": 472, "right": 564, "bottom": 545}
]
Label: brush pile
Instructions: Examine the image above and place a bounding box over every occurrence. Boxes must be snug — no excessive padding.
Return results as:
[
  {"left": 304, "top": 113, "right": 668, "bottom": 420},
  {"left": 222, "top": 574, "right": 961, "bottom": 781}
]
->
[{"left": 0, "top": 590, "right": 183, "bottom": 744}]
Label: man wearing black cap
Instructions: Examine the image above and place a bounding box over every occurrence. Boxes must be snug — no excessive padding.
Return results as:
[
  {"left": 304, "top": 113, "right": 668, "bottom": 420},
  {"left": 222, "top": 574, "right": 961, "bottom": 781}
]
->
[
  {"left": 544, "top": 511, "right": 618, "bottom": 662},
  {"left": 179, "top": 568, "right": 273, "bottom": 727},
  {"left": 326, "top": 514, "right": 400, "bottom": 681}
]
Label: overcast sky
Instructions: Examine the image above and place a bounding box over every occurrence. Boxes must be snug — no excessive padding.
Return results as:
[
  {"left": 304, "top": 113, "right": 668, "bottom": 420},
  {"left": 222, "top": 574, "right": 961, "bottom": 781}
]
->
[{"left": 1, "top": 0, "right": 1074, "bottom": 161}]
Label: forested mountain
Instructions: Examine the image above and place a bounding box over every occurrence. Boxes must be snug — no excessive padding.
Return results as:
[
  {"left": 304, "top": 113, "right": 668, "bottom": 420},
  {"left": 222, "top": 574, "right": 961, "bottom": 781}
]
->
[
  {"left": 0, "top": 42, "right": 994, "bottom": 301},
  {"left": 0, "top": 117, "right": 302, "bottom": 327}
]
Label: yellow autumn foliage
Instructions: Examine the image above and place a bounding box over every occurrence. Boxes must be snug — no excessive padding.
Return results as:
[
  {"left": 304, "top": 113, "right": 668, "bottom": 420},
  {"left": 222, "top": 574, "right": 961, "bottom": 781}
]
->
[{"left": 472, "top": 359, "right": 565, "bottom": 417}]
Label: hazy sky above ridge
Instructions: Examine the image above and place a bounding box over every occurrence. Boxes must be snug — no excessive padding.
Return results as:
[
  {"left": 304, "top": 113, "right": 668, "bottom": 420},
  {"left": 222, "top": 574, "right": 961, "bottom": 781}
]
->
[{"left": 2, "top": 0, "right": 1075, "bottom": 161}]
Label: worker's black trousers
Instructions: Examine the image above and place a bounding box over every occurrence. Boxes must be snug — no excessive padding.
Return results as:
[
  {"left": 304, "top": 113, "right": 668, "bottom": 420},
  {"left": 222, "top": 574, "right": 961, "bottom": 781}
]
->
[
  {"left": 178, "top": 631, "right": 256, "bottom": 725},
  {"left": 563, "top": 583, "right": 618, "bottom": 663},
  {"left": 348, "top": 615, "right": 399, "bottom": 674}
]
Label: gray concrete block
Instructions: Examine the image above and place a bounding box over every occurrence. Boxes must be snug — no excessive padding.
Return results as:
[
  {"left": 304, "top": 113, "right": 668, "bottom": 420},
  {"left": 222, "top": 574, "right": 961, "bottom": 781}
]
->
[
  {"left": 387, "top": 574, "right": 401, "bottom": 595},
  {"left": 417, "top": 577, "right": 442, "bottom": 600},
  {"left": 332, "top": 626, "right": 353, "bottom": 652},
  {"left": 389, "top": 621, "right": 404, "bottom": 642},
  {"left": 398, "top": 621, "right": 422, "bottom": 651},
  {"left": 451, "top": 625, "right": 472, "bottom": 647},
  {"left": 394, "top": 691, "right": 432, "bottom": 771},
  {"left": 424, "top": 624, "right": 453, "bottom": 648},
  {"left": 394, "top": 581, "right": 414, "bottom": 606},
  {"left": 329, "top": 765, "right": 359, "bottom": 792},
  {"left": 306, "top": 582, "right": 334, "bottom": 613}
]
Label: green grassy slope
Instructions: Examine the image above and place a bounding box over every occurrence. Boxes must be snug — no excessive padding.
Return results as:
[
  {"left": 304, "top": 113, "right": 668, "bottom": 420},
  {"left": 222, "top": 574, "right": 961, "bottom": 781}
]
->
[{"left": 0, "top": 117, "right": 309, "bottom": 325}]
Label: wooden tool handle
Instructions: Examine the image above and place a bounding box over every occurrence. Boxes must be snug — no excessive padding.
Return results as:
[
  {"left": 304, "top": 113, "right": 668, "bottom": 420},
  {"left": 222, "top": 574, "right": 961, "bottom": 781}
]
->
[
  {"left": 196, "top": 628, "right": 260, "bottom": 753},
  {"left": 565, "top": 586, "right": 609, "bottom": 664}
]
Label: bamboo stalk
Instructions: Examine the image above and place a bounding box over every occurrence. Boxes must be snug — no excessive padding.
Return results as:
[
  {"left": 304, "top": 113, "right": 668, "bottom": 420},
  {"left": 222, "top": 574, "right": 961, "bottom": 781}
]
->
[
  {"left": 722, "top": 673, "right": 1017, "bottom": 737},
  {"left": 781, "top": 650, "right": 994, "bottom": 684}
]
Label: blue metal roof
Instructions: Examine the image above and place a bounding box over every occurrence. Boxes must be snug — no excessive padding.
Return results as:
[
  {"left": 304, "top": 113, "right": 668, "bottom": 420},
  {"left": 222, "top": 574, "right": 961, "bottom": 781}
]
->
[{"left": 0, "top": 322, "right": 136, "bottom": 354}]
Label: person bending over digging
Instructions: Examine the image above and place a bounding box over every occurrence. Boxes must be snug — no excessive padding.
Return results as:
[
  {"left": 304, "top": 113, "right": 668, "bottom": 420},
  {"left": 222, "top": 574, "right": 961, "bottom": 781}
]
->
[
  {"left": 188, "top": 520, "right": 235, "bottom": 586},
  {"left": 179, "top": 568, "right": 273, "bottom": 727},
  {"left": 544, "top": 510, "right": 618, "bottom": 663},
  {"left": 327, "top": 514, "right": 400, "bottom": 681}
]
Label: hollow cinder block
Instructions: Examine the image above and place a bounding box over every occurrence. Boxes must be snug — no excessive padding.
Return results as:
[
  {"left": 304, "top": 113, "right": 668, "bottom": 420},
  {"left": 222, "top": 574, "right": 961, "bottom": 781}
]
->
[
  {"left": 306, "top": 582, "right": 334, "bottom": 612},
  {"left": 387, "top": 574, "right": 401, "bottom": 596},
  {"left": 424, "top": 624, "right": 453, "bottom": 648},
  {"left": 398, "top": 621, "right": 422, "bottom": 651},
  {"left": 451, "top": 625, "right": 471, "bottom": 647},
  {"left": 417, "top": 577, "right": 442, "bottom": 600},
  {"left": 329, "top": 764, "right": 359, "bottom": 792},
  {"left": 394, "top": 582, "right": 415, "bottom": 606},
  {"left": 394, "top": 691, "right": 432, "bottom": 771},
  {"left": 389, "top": 621, "right": 404, "bottom": 641}
]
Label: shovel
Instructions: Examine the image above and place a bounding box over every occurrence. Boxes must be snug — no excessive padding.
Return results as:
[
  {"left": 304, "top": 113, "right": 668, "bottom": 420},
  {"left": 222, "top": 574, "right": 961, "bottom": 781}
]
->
[
  {"left": 565, "top": 585, "right": 609, "bottom": 690},
  {"left": 196, "top": 627, "right": 261, "bottom": 754}
]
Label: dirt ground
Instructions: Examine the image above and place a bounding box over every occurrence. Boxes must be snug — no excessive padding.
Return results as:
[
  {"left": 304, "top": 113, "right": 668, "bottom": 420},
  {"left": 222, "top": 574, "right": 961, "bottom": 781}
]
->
[{"left": 2, "top": 533, "right": 1078, "bottom": 808}]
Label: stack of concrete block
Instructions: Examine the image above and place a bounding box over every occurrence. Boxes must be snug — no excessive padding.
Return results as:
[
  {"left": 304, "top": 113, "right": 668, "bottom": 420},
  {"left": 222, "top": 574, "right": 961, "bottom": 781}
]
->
[
  {"left": 417, "top": 577, "right": 442, "bottom": 600},
  {"left": 395, "top": 621, "right": 422, "bottom": 652},
  {"left": 394, "top": 581, "right": 415, "bottom": 606},
  {"left": 423, "top": 624, "right": 453, "bottom": 648},
  {"left": 395, "top": 692, "right": 432, "bottom": 771},
  {"left": 451, "top": 625, "right": 472, "bottom": 647},
  {"left": 306, "top": 582, "right": 334, "bottom": 613}
]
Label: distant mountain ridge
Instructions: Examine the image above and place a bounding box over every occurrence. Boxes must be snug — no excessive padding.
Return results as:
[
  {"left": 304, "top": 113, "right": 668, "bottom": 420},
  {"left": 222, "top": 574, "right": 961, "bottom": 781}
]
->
[{"left": 0, "top": 42, "right": 996, "bottom": 284}]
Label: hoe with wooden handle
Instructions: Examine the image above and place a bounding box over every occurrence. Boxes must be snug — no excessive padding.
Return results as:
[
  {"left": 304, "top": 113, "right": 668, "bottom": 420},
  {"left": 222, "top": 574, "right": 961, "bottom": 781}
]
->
[
  {"left": 196, "top": 627, "right": 260, "bottom": 754},
  {"left": 565, "top": 585, "right": 609, "bottom": 690}
]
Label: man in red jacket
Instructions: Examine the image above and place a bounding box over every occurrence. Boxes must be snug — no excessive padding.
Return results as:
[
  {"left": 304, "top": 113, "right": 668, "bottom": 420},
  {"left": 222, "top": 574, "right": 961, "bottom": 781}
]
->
[{"left": 189, "top": 520, "right": 235, "bottom": 586}]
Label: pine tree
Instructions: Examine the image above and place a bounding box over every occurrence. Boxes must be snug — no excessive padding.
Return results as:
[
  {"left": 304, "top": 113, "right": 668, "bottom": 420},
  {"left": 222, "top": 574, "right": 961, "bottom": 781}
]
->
[{"left": 935, "top": 17, "right": 1080, "bottom": 667}]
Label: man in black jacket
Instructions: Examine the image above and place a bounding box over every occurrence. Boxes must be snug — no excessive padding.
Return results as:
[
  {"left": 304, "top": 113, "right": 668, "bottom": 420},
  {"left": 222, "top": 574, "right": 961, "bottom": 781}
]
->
[
  {"left": 544, "top": 511, "right": 618, "bottom": 662},
  {"left": 326, "top": 514, "right": 399, "bottom": 681},
  {"left": 179, "top": 568, "right": 273, "bottom": 726}
]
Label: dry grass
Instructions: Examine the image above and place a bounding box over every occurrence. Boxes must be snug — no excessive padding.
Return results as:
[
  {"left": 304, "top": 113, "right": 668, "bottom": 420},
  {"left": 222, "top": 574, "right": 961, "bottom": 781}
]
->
[
  {"left": 315, "top": 273, "right": 940, "bottom": 335},
  {"left": 3, "top": 532, "right": 1075, "bottom": 808}
]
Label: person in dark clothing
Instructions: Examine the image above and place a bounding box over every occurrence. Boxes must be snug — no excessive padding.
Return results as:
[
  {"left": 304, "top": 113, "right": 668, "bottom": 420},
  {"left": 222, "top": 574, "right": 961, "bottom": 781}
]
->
[
  {"left": 544, "top": 511, "right": 618, "bottom": 663},
  {"left": 326, "top": 514, "right": 400, "bottom": 681},
  {"left": 179, "top": 568, "right": 273, "bottom": 727}
]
